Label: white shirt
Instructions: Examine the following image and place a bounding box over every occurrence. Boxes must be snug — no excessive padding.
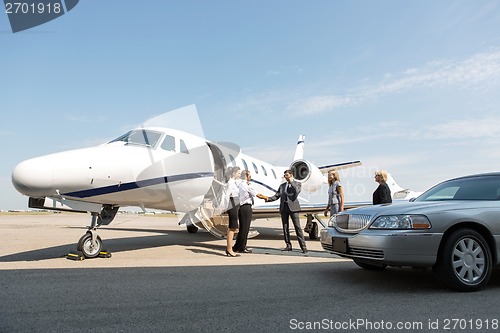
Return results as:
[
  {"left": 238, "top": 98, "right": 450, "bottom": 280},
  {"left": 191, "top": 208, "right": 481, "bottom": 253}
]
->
[
  {"left": 239, "top": 181, "right": 257, "bottom": 206},
  {"left": 225, "top": 178, "right": 241, "bottom": 210},
  {"left": 227, "top": 178, "right": 239, "bottom": 198}
]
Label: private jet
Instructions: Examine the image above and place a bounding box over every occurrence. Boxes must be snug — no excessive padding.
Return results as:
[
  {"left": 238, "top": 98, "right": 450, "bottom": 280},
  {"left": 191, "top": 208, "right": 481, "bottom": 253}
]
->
[{"left": 11, "top": 105, "right": 361, "bottom": 258}]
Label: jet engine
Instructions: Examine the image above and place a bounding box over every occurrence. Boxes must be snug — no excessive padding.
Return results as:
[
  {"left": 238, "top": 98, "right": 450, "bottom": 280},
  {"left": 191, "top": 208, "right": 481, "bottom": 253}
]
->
[{"left": 289, "top": 159, "right": 324, "bottom": 192}]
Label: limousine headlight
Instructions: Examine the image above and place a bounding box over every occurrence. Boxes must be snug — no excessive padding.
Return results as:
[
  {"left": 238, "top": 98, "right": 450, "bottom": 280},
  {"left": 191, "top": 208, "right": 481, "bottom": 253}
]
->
[{"left": 369, "top": 215, "right": 431, "bottom": 229}]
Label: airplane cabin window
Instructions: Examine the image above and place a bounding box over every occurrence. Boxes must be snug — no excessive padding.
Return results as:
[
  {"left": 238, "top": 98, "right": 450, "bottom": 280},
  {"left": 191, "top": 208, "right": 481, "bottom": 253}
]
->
[
  {"left": 252, "top": 162, "right": 259, "bottom": 174},
  {"left": 261, "top": 165, "right": 267, "bottom": 176},
  {"left": 242, "top": 159, "right": 248, "bottom": 171},
  {"left": 271, "top": 169, "right": 277, "bottom": 179},
  {"left": 161, "top": 135, "right": 176, "bottom": 152},
  {"left": 180, "top": 139, "right": 189, "bottom": 154},
  {"left": 109, "top": 129, "right": 162, "bottom": 148}
]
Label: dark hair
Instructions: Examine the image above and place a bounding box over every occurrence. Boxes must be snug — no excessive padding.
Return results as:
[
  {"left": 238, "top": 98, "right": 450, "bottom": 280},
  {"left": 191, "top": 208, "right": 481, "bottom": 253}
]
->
[
  {"left": 284, "top": 169, "right": 293, "bottom": 175},
  {"left": 241, "top": 170, "right": 251, "bottom": 179}
]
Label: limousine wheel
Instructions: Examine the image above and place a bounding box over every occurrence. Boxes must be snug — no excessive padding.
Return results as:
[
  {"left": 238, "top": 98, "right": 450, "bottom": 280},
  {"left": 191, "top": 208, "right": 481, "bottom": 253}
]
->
[{"left": 433, "top": 228, "right": 492, "bottom": 292}]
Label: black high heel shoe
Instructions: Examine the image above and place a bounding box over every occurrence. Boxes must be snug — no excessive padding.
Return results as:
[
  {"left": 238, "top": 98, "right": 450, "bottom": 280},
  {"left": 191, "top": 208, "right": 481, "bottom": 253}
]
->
[{"left": 225, "top": 250, "right": 240, "bottom": 257}]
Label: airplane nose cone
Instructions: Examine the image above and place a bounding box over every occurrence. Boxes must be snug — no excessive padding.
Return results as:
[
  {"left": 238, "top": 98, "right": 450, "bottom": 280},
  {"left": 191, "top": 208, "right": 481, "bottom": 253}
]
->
[{"left": 12, "top": 157, "right": 54, "bottom": 196}]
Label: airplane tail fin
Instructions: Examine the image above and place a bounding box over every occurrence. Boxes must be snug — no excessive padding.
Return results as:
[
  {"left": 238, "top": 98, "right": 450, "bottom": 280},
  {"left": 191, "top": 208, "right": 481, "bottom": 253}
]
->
[
  {"left": 293, "top": 135, "right": 305, "bottom": 161},
  {"left": 386, "top": 173, "right": 422, "bottom": 200},
  {"left": 386, "top": 173, "right": 405, "bottom": 194}
]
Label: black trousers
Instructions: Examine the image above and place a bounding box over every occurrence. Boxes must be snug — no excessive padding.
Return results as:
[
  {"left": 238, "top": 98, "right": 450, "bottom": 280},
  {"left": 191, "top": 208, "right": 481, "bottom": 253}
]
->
[
  {"left": 233, "top": 204, "right": 252, "bottom": 252},
  {"left": 281, "top": 203, "right": 307, "bottom": 250}
]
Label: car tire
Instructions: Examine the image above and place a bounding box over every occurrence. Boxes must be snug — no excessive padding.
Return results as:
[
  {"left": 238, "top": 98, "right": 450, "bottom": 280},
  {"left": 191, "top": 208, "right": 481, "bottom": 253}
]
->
[
  {"left": 354, "top": 259, "right": 387, "bottom": 270},
  {"left": 433, "top": 228, "right": 492, "bottom": 292}
]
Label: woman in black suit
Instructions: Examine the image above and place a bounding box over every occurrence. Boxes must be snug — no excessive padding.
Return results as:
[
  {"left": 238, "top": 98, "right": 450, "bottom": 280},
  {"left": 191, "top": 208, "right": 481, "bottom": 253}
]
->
[{"left": 373, "top": 170, "right": 392, "bottom": 204}]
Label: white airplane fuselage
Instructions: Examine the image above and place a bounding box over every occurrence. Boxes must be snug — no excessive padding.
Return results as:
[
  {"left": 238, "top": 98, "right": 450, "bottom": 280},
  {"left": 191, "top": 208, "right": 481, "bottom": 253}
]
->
[
  {"left": 11, "top": 124, "right": 364, "bottom": 258},
  {"left": 12, "top": 127, "right": 289, "bottom": 213}
]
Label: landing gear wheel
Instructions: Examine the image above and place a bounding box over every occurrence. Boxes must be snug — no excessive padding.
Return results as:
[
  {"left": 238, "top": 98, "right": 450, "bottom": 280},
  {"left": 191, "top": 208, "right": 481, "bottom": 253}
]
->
[
  {"left": 308, "top": 222, "right": 318, "bottom": 240},
  {"left": 187, "top": 224, "right": 199, "bottom": 233},
  {"left": 433, "top": 228, "right": 492, "bottom": 291},
  {"left": 77, "top": 232, "right": 102, "bottom": 258}
]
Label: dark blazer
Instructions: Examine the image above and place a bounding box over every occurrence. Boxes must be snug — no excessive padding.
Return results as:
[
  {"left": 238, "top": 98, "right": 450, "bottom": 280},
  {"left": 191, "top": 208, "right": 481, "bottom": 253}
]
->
[
  {"left": 373, "top": 182, "right": 392, "bottom": 204},
  {"left": 267, "top": 180, "right": 302, "bottom": 212}
]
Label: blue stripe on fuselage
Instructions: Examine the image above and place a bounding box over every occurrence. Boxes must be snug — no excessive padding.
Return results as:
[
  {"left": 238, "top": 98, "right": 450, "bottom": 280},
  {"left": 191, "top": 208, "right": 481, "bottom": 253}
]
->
[
  {"left": 251, "top": 179, "right": 278, "bottom": 193},
  {"left": 63, "top": 172, "right": 214, "bottom": 198}
]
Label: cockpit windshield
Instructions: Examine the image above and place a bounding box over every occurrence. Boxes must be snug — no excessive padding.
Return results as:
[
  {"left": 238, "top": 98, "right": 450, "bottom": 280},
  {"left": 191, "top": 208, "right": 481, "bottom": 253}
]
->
[{"left": 109, "top": 129, "right": 163, "bottom": 148}]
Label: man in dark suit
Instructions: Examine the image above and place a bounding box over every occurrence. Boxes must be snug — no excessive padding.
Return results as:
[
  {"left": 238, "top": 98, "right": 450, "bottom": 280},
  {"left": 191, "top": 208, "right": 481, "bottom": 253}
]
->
[{"left": 258, "top": 170, "right": 308, "bottom": 253}]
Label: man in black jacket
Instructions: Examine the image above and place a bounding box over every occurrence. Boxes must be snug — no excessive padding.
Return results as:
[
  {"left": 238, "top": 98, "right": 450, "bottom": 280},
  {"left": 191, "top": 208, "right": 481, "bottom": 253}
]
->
[{"left": 258, "top": 170, "right": 308, "bottom": 253}]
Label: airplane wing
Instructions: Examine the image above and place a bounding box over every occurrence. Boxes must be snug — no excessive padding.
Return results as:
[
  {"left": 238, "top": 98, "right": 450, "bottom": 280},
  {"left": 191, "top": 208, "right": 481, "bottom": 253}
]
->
[{"left": 318, "top": 161, "right": 362, "bottom": 174}]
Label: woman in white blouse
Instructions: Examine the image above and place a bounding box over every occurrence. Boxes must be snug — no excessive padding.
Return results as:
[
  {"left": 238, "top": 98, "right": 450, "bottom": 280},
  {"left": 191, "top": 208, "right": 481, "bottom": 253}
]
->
[{"left": 225, "top": 166, "right": 241, "bottom": 257}]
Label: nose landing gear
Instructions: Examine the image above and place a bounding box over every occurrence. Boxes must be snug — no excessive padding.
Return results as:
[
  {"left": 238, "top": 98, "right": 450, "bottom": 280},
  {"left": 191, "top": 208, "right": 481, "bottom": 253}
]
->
[
  {"left": 77, "top": 231, "right": 103, "bottom": 258},
  {"left": 76, "top": 206, "right": 118, "bottom": 258},
  {"left": 77, "top": 212, "right": 103, "bottom": 258}
]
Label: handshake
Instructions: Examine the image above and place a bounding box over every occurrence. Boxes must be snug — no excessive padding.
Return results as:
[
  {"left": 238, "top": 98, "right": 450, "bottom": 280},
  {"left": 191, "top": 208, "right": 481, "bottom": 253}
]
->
[{"left": 256, "top": 193, "right": 268, "bottom": 201}]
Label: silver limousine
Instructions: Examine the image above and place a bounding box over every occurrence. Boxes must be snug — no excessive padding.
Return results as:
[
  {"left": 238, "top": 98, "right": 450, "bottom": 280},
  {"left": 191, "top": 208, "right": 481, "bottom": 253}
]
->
[{"left": 320, "top": 173, "right": 500, "bottom": 291}]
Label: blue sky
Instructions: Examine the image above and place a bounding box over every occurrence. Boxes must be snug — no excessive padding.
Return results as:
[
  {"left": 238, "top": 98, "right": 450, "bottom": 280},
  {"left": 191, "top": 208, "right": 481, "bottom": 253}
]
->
[{"left": 2, "top": 1, "right": 500, "bottom": 210}]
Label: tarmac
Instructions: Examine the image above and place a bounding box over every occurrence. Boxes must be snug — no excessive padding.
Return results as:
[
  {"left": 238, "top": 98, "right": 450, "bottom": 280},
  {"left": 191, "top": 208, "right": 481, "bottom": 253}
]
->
[
  {"left": 2, "top": 212, "right": 500, "bottom": 332},
  {"left": 0, "top": 212, "right": 346, "bottom": 269}
]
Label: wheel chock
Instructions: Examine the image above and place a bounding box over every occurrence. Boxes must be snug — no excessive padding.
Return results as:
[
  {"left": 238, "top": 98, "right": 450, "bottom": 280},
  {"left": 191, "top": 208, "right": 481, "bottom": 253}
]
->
[
  {"left": 98, "top": 250, "right": 112, "bottom": 258},
  {"left": 66, "top": 252, "right": 85, "bottom": 261},
  {"left": 65, "top": 250, "right": 111, "bottom": 260}
]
